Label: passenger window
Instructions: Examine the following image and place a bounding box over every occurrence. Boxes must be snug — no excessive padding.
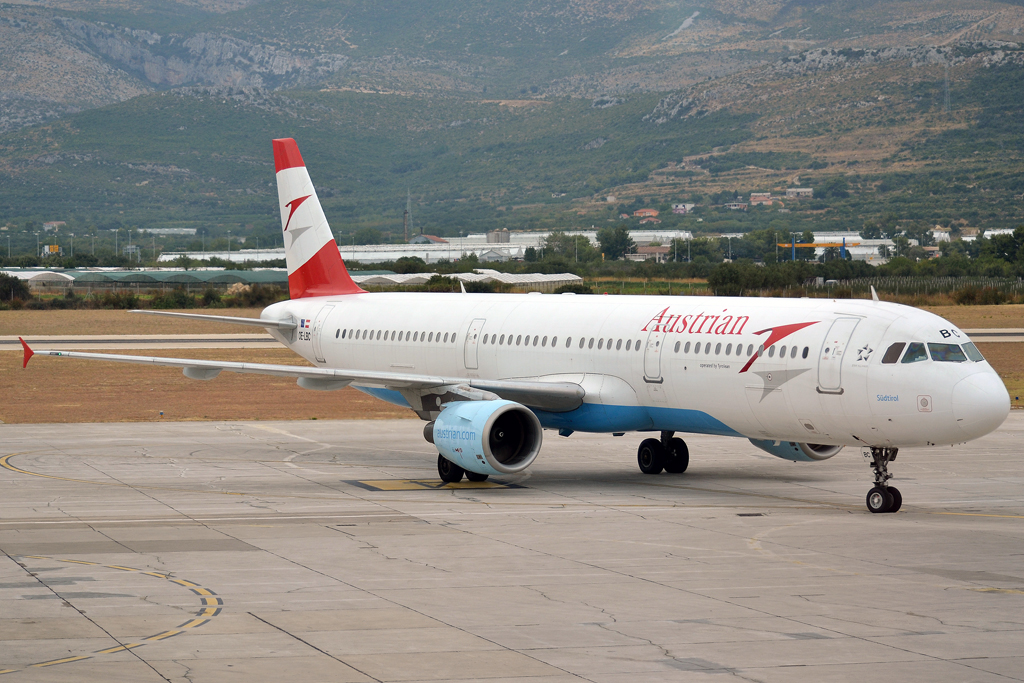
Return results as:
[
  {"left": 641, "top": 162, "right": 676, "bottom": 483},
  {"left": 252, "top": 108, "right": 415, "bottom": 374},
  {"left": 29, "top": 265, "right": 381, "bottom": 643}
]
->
[
  {"left": 779, "top": 345, "right": 786, "bottom": 357},
  {"left": 335, "top": 329, "right": 340, "bottom": 338},
  {"left": 552, "top": 336, "right": 557, "bottom": 347},
  {"left": 533, "top": 335, "right": 539, "bottom": 346},
  {"left": 748, "top": 344, "right": 754, "bottom": 356},
  {"left": 725, "top": 343, "right": 732, "bottom": 355},
  {"left": 963, "top": 342, "right": 985, "bottom": 362},
  {"left": 684, "top": 341, "right": 691, "bottom": 353},
  {"left": 451, "top": 333, "right": 456, "bottom": 343},
  {"left": 901, "top": 342, "right": 928, "bottom": 364},
  {"left": 565, "top": 337, "right": 571, "bottom": 348},
  {"left": 413, "top": 332, "right": 418, "bottom": 342},
  {"left": 442, "top": 332, "right": 448, "bottom": 343},
  {"left": 881, "top": 342, "right": 905, "bottom": 364},
  {"left": 579, "top": 338, "right": 585, "bottom": 349},
  {"left": 625, "top": 339, "right": 632, "bottom": 351},
  {"left": 516, "top": 335, "right": 522, "bottom": 346},
  {"left": 790, "top": 346, "right": 797, "bottom": 359},
  {"left": 598, "top": 339, "right": 604, "bottom": 350},
  {"left": 542, "top": 336, "right": 548, "bottom": 347},
  {"left": 482, "top": 334, "right": 487, "bottom": 344},
  {"left": 802, "top": 346, "right": 808, "bottom": 359},
  {"left": 768, "top": 345, "right": 775, "bottom": 358},
  {"left": 928, "top": 343, "right": 968, "bottom": 362},
  {"left": 715, "top": 343, "right": 722, "bottom": 355},
  {"left": 588, "top": 338, "right": 595, "bottom": 349},
  {"left": 737, "top": 344, "right": 743, "bottom": 356},
  {"left": 636, "top": 340, "right": 642, "bottom": 352}
]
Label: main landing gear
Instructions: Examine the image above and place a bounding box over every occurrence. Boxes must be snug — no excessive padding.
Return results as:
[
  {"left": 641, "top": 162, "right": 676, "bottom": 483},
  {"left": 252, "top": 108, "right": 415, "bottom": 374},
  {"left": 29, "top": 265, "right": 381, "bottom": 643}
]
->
[
  {"left": 437, "top": 454, "right": 488, "bottom": 484},
  {"left": 637, "top": 431, "right": 689, "bottom": 475},
  {"left": 865, "top": 447, "right": 902, "bottom": 514}
]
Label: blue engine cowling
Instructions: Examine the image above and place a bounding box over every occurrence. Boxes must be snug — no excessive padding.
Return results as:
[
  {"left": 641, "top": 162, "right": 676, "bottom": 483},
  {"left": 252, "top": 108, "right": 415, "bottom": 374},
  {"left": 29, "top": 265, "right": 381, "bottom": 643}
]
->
[
  {"left": 428, "top": 400, "right": 543, "bottom": 476},
  {"left": 748, "top": 439, "right": 843, "bottom": 462}
]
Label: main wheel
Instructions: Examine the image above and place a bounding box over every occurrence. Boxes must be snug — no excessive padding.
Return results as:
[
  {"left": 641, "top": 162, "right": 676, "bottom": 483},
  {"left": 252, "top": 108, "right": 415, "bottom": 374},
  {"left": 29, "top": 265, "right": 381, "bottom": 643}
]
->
[
  {"left": 866, "top": 486, "right": 894, "bottom": 513},
  {"left": 437, "top": 454, "right": 465, "bottom": 483},
  {"left": 465, "top": 471, "right": 489, "bottom": 482},
  {"left": 663, "top": 437, "right": 689, "bottom": 473},
  {"left": 887, "top": 486, "right": 902, "bottom": 513},
  {"left": 637, "top": 438, "right": 665, "bottom": 475}
]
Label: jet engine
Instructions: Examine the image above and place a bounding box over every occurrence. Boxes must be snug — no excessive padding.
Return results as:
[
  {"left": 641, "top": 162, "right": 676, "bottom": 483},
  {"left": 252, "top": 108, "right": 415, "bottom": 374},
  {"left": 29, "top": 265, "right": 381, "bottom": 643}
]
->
[
  {"left": 748, "top": 439, "right": 843, "bottom": 462},
  {"left": 426, "top": 400, "right": 542, "bottom": 476}
]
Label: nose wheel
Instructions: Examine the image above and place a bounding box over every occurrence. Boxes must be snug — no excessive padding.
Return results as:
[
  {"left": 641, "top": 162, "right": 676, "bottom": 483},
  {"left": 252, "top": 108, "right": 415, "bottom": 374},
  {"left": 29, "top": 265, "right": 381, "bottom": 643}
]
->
[{"left": 865, "top": 447, "right": 901, "bottom": 513}]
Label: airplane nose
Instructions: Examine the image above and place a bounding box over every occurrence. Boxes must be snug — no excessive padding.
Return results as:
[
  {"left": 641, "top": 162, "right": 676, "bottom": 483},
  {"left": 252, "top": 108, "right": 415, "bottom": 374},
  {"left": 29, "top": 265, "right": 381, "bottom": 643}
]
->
[{"left": 951, "top": 372, "right": 1010, "bottom": 440}]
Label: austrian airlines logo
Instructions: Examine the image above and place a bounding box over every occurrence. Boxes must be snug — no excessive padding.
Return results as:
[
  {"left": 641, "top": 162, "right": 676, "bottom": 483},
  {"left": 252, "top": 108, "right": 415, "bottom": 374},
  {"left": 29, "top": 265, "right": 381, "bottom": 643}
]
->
[
  {"left": 283, "top": 195, "right": 311, "bottom": 231},
  {"left": 739, "top": 321, "right": 819, "bottom": 373}
]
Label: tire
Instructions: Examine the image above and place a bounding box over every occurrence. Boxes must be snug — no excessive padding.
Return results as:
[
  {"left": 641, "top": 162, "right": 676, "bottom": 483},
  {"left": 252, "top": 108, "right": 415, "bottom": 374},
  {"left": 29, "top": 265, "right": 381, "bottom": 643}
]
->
[
  {"left": 465, "top": 471, "right": 489, "bottom": 482},
  {"left": 637, "top": 438, "right": 665, "bottom": 475},
  {"left": 437, "top": 454, "right": 465, "bottom": 483},
  {"left": 866, "top": 486, "right": 893, "bottom": 513},
  {"left": 887, "top": 486, "right": 902, "bottom": 513},
  {"left": 664, "top": 437, "right": 689, "bottom": 474}
]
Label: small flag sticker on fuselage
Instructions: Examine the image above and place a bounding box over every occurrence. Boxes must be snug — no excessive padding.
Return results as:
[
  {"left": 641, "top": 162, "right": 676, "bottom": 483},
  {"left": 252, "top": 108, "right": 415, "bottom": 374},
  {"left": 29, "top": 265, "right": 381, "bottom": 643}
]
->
[{"left": 300, "top": 319, "right": 307, "bottom": 328}]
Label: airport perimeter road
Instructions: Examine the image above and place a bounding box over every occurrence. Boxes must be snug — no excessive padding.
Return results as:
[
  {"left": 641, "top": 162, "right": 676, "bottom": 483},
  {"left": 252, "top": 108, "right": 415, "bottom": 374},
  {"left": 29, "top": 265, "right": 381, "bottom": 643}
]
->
[{"left": 1, "top": 418, "right": 1022, "bottom": 683}]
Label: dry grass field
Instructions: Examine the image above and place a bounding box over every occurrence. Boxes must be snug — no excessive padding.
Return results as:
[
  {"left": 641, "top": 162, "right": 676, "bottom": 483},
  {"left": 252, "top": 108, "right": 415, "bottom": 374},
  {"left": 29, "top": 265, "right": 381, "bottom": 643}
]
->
[
  {"left": 0, "top": 348, "right": 413, "bottom": 424},
  {"left": 0, "top": 309, "right": 264, "bottom": 336},
  {"left": 923, "top": 305, "right": 1024, "bottom": 329}
]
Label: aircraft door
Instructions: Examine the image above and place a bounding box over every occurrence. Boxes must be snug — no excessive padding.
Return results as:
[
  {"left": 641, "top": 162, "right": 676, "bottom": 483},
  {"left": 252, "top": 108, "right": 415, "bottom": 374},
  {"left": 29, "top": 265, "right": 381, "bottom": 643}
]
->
[
  {"left": 817, "top": 317, "right": 860, "bottom": 394},
  {"left": 464, "top": 318, "right": 486, "bottom": 370},
  {"left": 643, "top": 329, "right": 664, "bottom": 383},
  {"left": 311, "top": 304, "right": 334, "bottom": 363}
]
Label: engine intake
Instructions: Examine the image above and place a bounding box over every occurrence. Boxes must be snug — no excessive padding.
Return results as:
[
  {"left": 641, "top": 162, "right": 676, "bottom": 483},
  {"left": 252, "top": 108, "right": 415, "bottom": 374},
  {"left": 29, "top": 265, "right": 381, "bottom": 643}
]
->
[
  {"left": 429, "top": 400, "right": 542, "bottom": 476},
  {"left": 748, "top": 439, "right": 843, "bottom": 462}
]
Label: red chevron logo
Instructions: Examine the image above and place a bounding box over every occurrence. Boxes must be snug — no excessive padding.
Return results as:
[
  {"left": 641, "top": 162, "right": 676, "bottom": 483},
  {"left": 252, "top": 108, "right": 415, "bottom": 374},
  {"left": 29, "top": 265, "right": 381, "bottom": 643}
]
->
[
  {"left": 739, "top": 321, "right": 820, "bottom": 373},
  {"left": 283, "top": 195, "right": 311, "bottom": 231}
]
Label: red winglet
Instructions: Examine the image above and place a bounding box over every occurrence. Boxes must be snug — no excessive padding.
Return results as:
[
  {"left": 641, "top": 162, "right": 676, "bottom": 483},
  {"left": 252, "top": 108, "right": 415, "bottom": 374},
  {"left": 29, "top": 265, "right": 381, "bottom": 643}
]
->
[
  {"left": 273, "top": 138, "right": 305, "bottom": 173},
  {"left": 19, "top": 337, "right": 34, "bottom": 369}
]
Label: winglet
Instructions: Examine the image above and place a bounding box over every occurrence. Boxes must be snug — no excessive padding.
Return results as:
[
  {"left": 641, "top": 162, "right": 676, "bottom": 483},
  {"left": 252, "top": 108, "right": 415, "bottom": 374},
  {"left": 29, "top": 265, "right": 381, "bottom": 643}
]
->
[
  {"left": 19, "top": 337, "right": 33, "bottom": 369},
  {"left": 870, "top": 286, "right": 880, "bottom": 302}
]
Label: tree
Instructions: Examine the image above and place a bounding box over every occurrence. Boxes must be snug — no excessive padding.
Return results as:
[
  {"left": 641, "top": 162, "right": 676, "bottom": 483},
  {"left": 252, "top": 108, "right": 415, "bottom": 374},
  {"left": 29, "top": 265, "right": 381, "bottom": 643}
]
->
[
  {"left": 0, "top": 273, "right": 31, "bottom": 301},
  {"left": 596, "top": 225, "right": 634, "bottom": 260},
  {"left": 543, "top": 231, "right": 597, "bottom": 261}
]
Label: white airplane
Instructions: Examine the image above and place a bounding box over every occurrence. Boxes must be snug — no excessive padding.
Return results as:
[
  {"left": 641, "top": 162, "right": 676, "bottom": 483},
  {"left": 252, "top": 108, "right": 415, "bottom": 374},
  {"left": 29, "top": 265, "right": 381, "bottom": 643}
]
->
[{"left": 20, "top": 139, "right": 1010, "bottom": 514}]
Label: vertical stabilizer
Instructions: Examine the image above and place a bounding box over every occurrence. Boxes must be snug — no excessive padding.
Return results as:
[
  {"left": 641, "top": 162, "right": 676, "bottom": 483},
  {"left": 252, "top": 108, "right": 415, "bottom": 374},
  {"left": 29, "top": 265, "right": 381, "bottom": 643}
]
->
[{"left": 273, "top": 138, "right": 364, "bottom": 298}]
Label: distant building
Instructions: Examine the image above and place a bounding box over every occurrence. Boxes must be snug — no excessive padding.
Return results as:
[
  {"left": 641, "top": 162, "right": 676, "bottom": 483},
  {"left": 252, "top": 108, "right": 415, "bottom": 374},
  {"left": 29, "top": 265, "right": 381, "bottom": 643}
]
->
[
  {"left": 606, "top": 196, "right": 617, "bottom": 203},
  {"left": 639, "top": 217, "right": 662, "bottom": 224},
  {"left": 486, "top": 229, "right": 510, "bottom": 244},
  {"left": 724, "top": 202, "right": 748, "bottom": 211},
  {"left": 123, "top": 244, "right": 142, "bottom": 260},
  {"left": 141, "top": 228, "right": 198, "bottom": 236},
  {"left": 786, "top": 188, "right": 814, "bottom": 199},
  {"left": 628, "top": 245, "right": 671, "bottom": 263},
  {"left": 42, "top": 221, "right": 66, "bottom": 231},
  {"left": 409, "top": 234, "right": 449, "bottom": 244},
  {"left": 633, "top": 208, "right": 659, "bottom": 218},
  {"left": 479, "top": 249, "right": 512, "bottom": 263},
  {"left": 672, "top": 203, "right": 695, "bottom": 214},
  {"left": 40, "top": 244, "right": 64, "bottom": 257},
  {"left": 930, "top": 227, "right": 951, "bottom": 242},
  {"left": 619, "top": 213, "right": 631, "bottom": 219},
  {"left": 749, "top": 192, "right": 779, "bottom": 206}
]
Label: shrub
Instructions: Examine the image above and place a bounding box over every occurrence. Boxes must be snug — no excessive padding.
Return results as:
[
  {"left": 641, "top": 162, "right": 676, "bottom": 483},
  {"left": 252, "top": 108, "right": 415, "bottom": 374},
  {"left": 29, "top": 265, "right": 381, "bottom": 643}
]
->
[
  {"left": 554, "top": 282, "right": 594, "bottom": 294},
  {"left": 0, "top": 273, "right": 30, "bottom": 301}
]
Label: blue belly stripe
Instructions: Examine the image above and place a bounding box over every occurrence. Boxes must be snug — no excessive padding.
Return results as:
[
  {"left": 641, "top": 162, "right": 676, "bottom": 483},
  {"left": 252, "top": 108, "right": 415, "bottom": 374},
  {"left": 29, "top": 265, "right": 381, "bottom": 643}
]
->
[{"left": 353, "top": 386, "right": 412, "bottom": 408}]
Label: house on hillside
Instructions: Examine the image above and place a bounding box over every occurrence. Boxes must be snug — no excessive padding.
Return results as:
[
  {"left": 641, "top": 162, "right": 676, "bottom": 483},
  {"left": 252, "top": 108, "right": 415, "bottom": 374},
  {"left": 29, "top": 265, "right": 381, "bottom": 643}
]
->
[
  {"left": 786, "top": 187, "right": 813, "bottom": 199},
  {"left": 749, "top": 192, "right": 780, "bottom": 206},
  {"left": 672, "top": 203, "right": 695, "bottom": 214},
  {"left": 639, "top": 217, "right": 662, "bottom": 224},
  {"left": 42, "top": 221, "right": 66, "bottom": 231},
  {"left": 633, "top": 208, "right": 659, "bottom": 218},
  {"left": 724, "top": 202, "right": 748, "bottom": 211}
]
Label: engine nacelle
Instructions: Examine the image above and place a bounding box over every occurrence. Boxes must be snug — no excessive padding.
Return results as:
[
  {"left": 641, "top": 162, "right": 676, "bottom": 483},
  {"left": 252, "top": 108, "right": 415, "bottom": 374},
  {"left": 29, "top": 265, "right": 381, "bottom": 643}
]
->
[
  {"left": 748, "top": 439, "right": 843, "bottom": 462},
  {"left": 429, "top": 400, "right": 542, "bottom": 476}
]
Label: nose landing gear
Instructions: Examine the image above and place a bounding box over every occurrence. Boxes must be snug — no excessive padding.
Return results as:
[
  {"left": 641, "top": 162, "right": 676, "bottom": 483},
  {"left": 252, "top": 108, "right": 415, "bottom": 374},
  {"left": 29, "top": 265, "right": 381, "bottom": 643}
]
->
[{"left": 865, "top": 447, "right": 902, "bottom": 513}]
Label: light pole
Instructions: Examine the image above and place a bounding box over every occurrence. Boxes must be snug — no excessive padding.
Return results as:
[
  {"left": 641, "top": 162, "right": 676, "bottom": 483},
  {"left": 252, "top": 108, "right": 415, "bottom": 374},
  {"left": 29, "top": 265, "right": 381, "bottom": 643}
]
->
[
  {"left": 92, "top": 234, "right": 95, "bottom": 255},
  {"left": 35, "top": 232, "right": 40, "bottom": 258},
  {"left": 115, "top": 229, "right": 118, "bottom": 255},
  {"left": 70, "top": 233, "right": 74, "bottom": 258},
  {"left": 6, "top": 234, "right": 9, "bottom": 258},
  {"left": 227, "top": 230, "right": 232, "bottom": 255}
]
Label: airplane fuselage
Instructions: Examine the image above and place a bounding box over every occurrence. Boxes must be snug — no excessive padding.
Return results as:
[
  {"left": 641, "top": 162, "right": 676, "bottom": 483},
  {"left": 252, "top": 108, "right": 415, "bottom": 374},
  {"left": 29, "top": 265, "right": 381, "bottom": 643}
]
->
[{"left": 264, "top": 292, "right": 1009, "bottom": 449}]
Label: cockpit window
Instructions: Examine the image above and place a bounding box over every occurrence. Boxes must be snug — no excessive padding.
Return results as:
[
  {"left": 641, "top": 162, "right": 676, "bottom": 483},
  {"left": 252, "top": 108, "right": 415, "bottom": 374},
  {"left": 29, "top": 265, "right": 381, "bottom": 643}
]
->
[
  {"left": 901, "top": 342, "right": 928, "bottom": 364},
  {"left": 963, "top": 342, "right": 985, "bottom": 362},
  {"left": 928, "top": 343, "right": 968, "bottom": 363},
  {"left": 881, "top": 342, "right": 906, "bottom": 364}
]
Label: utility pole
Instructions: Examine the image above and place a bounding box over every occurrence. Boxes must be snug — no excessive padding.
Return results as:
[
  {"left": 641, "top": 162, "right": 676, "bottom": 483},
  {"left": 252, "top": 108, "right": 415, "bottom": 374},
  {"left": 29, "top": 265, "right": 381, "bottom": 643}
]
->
[
  {"left": 227, "top": 230, "right": 231, "bottom": 255},
  {"left": 35, "top": 232, "right": 39, "bottom": 258},
  {"left": 70, "top": 233, "right": 74, "bottom": 258}
]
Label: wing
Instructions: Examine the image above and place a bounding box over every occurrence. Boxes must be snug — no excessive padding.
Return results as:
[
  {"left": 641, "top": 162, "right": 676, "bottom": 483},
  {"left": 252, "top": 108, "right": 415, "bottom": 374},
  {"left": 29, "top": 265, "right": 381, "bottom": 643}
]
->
[
  {"left": 128, "top": 310, "right": 296, "bottom": 330},
  {"left": 18, "top": 339, "right": 584, "bottom": 413}
]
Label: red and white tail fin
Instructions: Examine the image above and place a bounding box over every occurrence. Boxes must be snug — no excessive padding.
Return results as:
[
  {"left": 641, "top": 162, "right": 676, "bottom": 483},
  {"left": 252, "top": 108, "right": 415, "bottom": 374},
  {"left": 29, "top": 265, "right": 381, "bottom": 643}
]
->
[{"left": 273, "top": 138, "right": 364, "bottom": 298}]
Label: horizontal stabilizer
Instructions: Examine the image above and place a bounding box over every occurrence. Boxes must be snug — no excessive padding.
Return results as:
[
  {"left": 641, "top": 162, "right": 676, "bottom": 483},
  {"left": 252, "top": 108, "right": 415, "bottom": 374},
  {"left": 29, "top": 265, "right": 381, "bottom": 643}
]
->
[{"left": 129, "top": 310, "right": 296, "bottom": 330}]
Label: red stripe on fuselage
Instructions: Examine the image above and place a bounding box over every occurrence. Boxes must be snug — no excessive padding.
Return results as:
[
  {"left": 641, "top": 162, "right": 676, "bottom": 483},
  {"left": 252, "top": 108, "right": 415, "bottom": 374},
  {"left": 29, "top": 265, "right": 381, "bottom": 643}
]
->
[
  {"left": 273, "top": 138, "right": 305, "bottom": 173},
  {"left": 288, "top": 240, "right": 365, "bottom": 299}
]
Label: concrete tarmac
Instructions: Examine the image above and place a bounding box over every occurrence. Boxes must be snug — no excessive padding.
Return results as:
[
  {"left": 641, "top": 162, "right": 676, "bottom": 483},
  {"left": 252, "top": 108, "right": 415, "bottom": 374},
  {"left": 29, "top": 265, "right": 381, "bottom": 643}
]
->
[{"left": 1, "top": 416, "right": 1022, "bottom": 682}]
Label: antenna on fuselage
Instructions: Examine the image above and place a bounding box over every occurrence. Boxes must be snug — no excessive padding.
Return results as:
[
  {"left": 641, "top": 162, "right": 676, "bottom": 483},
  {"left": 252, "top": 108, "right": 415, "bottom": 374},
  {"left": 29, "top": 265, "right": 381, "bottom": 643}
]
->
[{"left": 870, "top": 285, "right": 880, "bottom": 302}]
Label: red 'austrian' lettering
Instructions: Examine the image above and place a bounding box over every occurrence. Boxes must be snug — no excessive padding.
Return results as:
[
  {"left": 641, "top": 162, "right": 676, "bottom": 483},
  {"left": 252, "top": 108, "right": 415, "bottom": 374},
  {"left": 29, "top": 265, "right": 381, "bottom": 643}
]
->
[{"left": 641, "top": 308, "right": 749, "bottom": 335}]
